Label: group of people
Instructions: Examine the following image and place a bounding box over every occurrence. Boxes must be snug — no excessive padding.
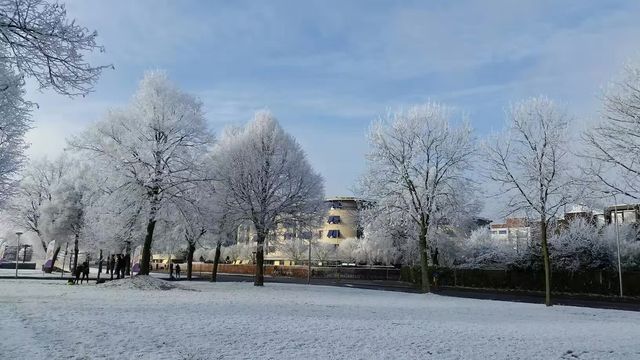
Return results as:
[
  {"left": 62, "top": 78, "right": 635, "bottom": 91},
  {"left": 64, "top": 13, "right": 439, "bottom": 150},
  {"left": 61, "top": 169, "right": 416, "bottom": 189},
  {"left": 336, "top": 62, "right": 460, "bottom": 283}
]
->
[
  {"left": 105, "top": 253, "right": 130, "bottom": 280},
  {"left": 169, "top": 262, "right": 181, "bottom": 279}
]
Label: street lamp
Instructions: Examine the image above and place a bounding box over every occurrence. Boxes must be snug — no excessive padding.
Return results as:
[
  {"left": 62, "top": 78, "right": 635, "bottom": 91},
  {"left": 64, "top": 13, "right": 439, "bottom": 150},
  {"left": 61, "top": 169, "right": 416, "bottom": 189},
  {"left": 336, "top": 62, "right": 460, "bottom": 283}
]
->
[
  {"left": 604, "top": 191, "right": 623, "bottom": 297},
  {"left": 14, "top": 231, "right": 23, "bottom": 278},
  {"left": 307, "top": 238, "right": 312, "bottom": 285}
]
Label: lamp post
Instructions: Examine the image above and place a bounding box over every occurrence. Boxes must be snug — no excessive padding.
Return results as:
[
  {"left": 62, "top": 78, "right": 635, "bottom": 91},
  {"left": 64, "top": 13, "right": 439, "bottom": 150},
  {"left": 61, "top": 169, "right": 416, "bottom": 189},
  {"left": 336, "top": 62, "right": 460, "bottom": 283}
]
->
[
  {"left": 307, "top": 239, "right": 312, "bottom": 285},
  {"left": 14, "top": 231, "right": 23, "bottom": 278},
  {"left": 606, "top": 191, "right": 624, "bottom": 297}
]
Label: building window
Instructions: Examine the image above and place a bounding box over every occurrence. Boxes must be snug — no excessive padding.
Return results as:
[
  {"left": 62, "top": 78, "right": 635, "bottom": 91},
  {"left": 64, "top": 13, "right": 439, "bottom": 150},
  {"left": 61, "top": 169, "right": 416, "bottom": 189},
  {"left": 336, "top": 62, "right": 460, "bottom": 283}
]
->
[
  {"left": 327, "top": 230, "right": 340, "bottom": 238},
  {"left": 498, "top": 230, "right": 507, "bottom": 235},
  {"left": 330, "top": 201, "right": 343, "bottom": 209},
  {"left": 328, "top": 216, "right": 341, "bottom": 224}
]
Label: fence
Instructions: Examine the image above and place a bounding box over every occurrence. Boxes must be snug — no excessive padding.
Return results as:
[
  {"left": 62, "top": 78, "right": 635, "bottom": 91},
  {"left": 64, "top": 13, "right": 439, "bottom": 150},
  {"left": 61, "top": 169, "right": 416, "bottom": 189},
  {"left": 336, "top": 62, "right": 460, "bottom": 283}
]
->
[
  {"left": 164, "top": 263, "right": 402, "bottom": 281},
  {"left": 164, "top": 263, "right": 640, "bottom": 297},
  {"left": 400, "top": 267, "right": 640, "bottom": 297}
]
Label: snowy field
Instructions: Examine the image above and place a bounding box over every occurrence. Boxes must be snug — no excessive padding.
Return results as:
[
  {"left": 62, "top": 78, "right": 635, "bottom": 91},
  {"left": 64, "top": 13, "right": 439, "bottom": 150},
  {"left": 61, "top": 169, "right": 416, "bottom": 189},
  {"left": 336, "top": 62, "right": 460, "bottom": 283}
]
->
[{"left": 1, "top": 278, "right": 639, "bottom": 360}]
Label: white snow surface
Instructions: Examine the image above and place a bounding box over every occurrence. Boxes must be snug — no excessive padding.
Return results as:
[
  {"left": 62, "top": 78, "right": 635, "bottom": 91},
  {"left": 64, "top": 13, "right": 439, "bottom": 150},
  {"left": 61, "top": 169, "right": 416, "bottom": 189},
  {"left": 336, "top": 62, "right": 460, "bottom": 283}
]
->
[
  {"left": 98, "top": 275, "right": 194, "bottom": 291},
  {"left": 0, "top": 279, "right": 639, "bottom": 360}
]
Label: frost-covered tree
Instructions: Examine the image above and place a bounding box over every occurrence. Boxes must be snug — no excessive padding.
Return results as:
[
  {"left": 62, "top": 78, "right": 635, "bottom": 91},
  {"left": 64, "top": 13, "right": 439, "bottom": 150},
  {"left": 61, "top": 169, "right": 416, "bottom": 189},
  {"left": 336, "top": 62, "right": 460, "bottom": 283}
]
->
[
  {"left": 221, "top": 243, "right": 253, "bottom": 264},
  {"left": 276, "top": 237, "right": 307, "bottom": 264},
  {"left": 0, "top": 65, "right": 31, "bottom": 206},
  {"left": 9, "top": 155, "right": 93, "bottom": 270},
  {"left": 337, "top": 237, "right": 361, "bottom": 263},
  {"left": 81, "top": 169, "right": 146, "bottom": 258},
  {"left": 311, "top": 241, "right": 337, "bottom": 265},
  {"left": 70, "top": 71, "right": 214, "bottom": 275},
  {"left": 583, "top": 63, "right": 640, "bottom": 200},
  {"left": 0, "top": 0, "right": 108, "bottom": 205},
  {"left": 164, "top": 185, "right": 217, "bottom": 280},
  {"left": 549, "top": 219, "right": 612, "bottom": 272},
  {"left": 360, "top": 208, "right": 407, "bottom": 265},
  {"left": 40, "top": 167, "right": 89, "bottom": 273},
  {"left": 212, "top": 112, "right": 324, "bottom": 286},
  {"left": 360, "top": 103, "right": 477, "bottom": 292},
  {"left": 0, "top": 0, "right": 108, "bottom": 95},
  {"left": 486, "top": 96, "right": 575, "bottom": 306},
  {"left": 603, "top": 224, "right": 640, "bottom": 270},
  {"left": 10, "top": 155, "right": 72, "bottom": 247},
  {"left": 453, "top": 227, "right": 516, "bottom": 269}
]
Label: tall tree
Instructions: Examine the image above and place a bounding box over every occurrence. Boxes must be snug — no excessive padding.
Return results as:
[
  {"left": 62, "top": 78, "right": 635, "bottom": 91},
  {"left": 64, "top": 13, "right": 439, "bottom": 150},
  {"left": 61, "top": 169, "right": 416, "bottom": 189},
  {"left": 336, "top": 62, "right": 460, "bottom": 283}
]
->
[
  {"left": 582, "top": 63, "right": 640, "bottom": 199},
  {"left": 0, "top": 0, "right": 108, "bottom": 205},
  {"left": 10, "top": 155, "right": 72, "bottom": 249},
  {"left": 212, "top": 112, "right": 324, "bottom": 286},
  {"left": 70, "top": 71, "right": 213, "bottom": 275},
  {"left": 361, "top": 103, "right": 476, "bottom": 293},
  {"left": 486, "top": 96, "right": 574, "bottom": 306}
]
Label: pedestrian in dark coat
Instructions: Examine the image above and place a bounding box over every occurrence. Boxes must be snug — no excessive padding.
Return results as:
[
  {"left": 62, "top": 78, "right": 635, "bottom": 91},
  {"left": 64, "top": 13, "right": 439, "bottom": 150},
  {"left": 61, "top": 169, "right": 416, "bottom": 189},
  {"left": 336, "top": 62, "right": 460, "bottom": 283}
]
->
[
  {"left": 169, "top": 262, "right": 174, "bottom": 279},
  {"left": 110, "top": 254, "right": 115, "bottom": 280},
  {"left": 123, "top": 254, "right": 130, "bottom": 277},
  {"left": 115, "top": 254, "right": 122, "bottom": 279},
  {"left": 81, "top": 261, "right": 90, "bottom": 284},
  {"left": 175, "top": 264, "right": 181, "bottom": 279},
  {"left": 74, "top": 263, "right": 82, "bottom": 284}
]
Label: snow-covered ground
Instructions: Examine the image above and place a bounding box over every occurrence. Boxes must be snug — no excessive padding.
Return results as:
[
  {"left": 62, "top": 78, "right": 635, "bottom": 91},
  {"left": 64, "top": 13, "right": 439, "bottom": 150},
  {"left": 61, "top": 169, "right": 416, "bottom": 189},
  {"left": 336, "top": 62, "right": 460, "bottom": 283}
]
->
[{"left": 0, "top": 278, "right": 639, "bottom": 360}]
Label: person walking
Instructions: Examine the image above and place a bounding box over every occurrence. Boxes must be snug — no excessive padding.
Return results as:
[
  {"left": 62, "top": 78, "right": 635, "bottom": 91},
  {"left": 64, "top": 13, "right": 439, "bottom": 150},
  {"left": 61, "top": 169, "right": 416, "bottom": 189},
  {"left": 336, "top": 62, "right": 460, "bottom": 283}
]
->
[
  {"left": 115, "top": 254, "right": 122, "bottom": 279},
  {"left": 110, "top": 254, "right": 115, "bottom": 280},
  {"left": 81, "top": 260, "right": 90, "bottom": 284},
  {"left": 123, "top": 253, "right": 130, "bottom": 277},
  {"left": 98, "top": 254, "right": 103, "bottom": 280},
  {"left": 120, "top": 255, "right": 126, "bottom": 279},
  {"left": 74, "top": 263, "right": 82, "bottom": 284},
  {"left": 175, "top": 264, "right": 181, "bottom": 279},
  {"left": 169, "top": 262, "right": 174, "bottom": 280}
]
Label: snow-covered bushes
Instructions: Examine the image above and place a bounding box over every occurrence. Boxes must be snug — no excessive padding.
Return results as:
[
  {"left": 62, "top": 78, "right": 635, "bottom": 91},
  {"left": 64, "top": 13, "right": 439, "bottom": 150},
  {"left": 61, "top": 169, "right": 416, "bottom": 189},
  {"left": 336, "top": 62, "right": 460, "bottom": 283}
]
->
[
  {"left": 550, "top": 219, "right": 613, "bottom": 271},
  {"left": 312, "top": 242, "right": 337, "bottom": 264},
  {"left": 221, "top": 244, "right": 254, "bottom": 263},
  {"left": 603, "top": 224, "right": 640, "bottom": 270},
  {"left": 452, "top": 227, "right": 517, "bottom": 269},
  {"left": 511, "top": 221, "right": 639, "bottom": 272}
]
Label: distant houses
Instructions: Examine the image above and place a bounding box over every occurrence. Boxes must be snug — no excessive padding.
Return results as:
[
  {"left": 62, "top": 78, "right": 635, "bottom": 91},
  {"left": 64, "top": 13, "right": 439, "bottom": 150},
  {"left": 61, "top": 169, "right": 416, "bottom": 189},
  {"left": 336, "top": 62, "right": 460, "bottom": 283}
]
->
[{"left": 489, "top": 203, "right": 640, "bottom": 249}]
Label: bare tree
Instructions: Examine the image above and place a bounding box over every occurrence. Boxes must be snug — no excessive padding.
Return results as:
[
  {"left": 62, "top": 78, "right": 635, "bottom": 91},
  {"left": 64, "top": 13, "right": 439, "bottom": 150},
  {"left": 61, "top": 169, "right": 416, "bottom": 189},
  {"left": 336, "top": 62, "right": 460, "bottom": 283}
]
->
[
  {"left": 361, "top": 103, "right": 476, "bottom": 293},
  {"left": 0, "top": 0, "right": 110, "bottom": 95},
  {"left": 212, "top": 112, "right": 324, "bottom": 286},
  {"left": 486, "top": 96, "right": 574, "bottom": 306},
  {"left": 10, "top": 155, "right": 71, "bottom": 248},
  {"left": 582, "top": 63, "right": 640, "bottom": 200},
  {"left": 70, "top": 71, "right": 214, "bottom": 275},
  {"left": 0, "top": 65, "right": 30, "bottom": 206},
  {"left": 0, "top": 0, "right": 108, "bottom": 205}
]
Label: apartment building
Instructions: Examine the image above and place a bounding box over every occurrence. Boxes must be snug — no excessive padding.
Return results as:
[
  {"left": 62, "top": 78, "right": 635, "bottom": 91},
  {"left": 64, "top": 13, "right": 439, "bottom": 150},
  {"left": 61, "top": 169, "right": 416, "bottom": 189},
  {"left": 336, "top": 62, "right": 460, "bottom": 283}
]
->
[
  {"left": 490, "top": 218, "right": 530, "bottom": 253},
  {"left": 318, "top": 197, "right": 364, "bottom": 245}
]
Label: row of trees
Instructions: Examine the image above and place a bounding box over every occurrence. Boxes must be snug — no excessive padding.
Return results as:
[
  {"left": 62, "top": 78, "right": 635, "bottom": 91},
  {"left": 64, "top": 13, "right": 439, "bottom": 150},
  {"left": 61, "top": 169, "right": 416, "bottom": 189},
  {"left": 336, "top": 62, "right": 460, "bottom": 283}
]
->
[
  {"left": 8, "top": 71, "right": 325, "bottom": 285},
  {"left": 359, "top": 63, "right": 640, "bottom": 305},
  {"left": 2, "top": 1, "right": 639, "bottom": 307}
]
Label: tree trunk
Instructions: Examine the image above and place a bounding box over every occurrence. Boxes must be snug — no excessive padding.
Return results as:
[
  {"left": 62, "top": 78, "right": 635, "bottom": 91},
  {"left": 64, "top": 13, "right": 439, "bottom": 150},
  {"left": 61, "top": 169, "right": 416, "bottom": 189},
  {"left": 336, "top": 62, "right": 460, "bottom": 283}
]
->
[
  {"left": 186, "top": 242, "right": 195, "bottom": 280},
  {"left": 540, "top": 218, "right": 552, "bottom": 306},
  {"left": 48, "top": 246, "right": 61, "bottom": 273},
  {"left": 418, "top": 226, "right": 431, "bottom": 293},
  {"left": 139, "top": 217, "right": 157, "bottom": 276},
  {"left": 97, "top": 249, "right": 103, "bottom": 281},
  {"left": 211, "top": 241, "right": 221, "bottom": 282},
  {"left": 255, "top": 235, "right": 265, "bottom": 286},
  {"left": 72, "top": 233, "right": 79, "bottom": 275}
]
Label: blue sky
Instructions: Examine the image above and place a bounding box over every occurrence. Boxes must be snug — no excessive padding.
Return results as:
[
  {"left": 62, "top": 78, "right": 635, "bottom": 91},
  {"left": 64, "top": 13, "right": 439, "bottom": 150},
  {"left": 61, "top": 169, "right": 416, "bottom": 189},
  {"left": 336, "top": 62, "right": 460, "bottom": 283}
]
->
[{"left": 24, "top": 0, "right": 640, "bottom": 217}]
